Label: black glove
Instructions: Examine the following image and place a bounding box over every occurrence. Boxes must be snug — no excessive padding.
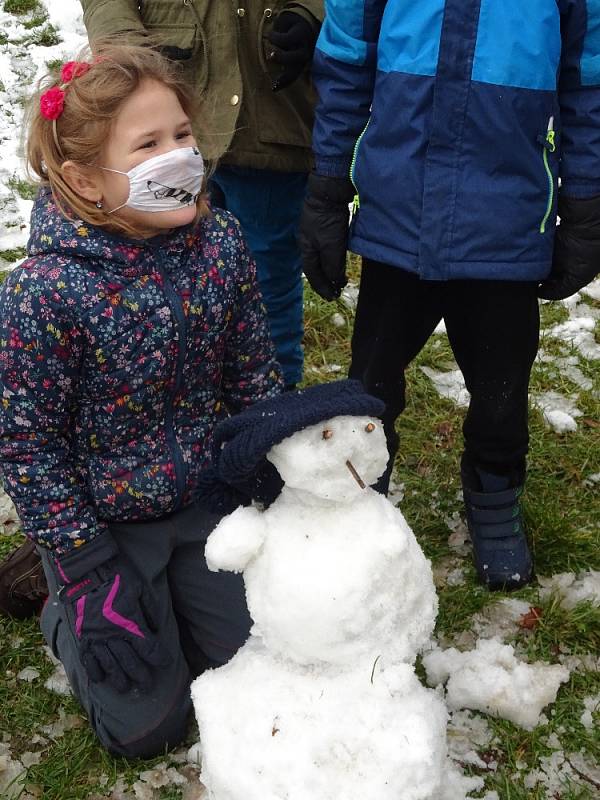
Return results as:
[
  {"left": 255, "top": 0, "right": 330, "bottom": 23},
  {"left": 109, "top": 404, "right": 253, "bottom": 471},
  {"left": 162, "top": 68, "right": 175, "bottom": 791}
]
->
[
  {"left": 299, "top": 173, "right": 355, "bottom": 301},
  {"left": 52, "top": 532, "right": 170, "bottom": 694},
  {"left": 538, "top": 194, "right": 600, "bottom": 300},
  {"left": 267, "top": 10, "right": 320, "bottom": 91},
  {"left": 197, "top": 458, "right": 284, "bottom": 517}
]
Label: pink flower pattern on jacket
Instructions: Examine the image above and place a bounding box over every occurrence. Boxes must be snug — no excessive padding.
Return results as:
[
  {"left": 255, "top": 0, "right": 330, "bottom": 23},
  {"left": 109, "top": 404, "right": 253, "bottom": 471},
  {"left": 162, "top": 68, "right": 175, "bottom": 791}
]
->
[{"left": 0, "top": 191, "right": 283, "bottom": 554}]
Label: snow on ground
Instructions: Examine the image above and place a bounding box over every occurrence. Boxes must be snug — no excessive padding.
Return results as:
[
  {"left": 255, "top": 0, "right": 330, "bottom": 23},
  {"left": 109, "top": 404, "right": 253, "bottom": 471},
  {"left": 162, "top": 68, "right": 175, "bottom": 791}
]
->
[
  {"left": 0, "top": 2, "right": 598, "bottom": 799},
  {"left": 421, "top": 280, "right": 600, "bottom": 430},
  {"left": 538, "top": 570, "right": 600, "bottom": 609},
  {"left": 423, "top": 639, "right": 571, "bottom": 730},
  {"left": 0, "top": 0, "right": 87, "bottom": 260}
]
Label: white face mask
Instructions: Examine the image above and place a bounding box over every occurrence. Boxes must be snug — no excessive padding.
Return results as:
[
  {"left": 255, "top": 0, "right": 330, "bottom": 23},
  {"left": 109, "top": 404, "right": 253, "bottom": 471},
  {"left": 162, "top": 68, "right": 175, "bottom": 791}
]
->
[{"left": 97, "top": 146, "right": 205, "bottom": 214}]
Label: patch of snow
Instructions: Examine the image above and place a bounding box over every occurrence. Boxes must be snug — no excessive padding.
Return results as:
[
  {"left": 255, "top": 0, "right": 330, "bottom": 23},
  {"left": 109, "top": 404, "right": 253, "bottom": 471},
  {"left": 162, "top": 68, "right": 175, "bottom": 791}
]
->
[
  {"left": 420, "top": 366, "right": 470, "bottom": 408},
  {"left": 580, "top": 694, "right": 600, "bottom": 730},
  {"left": 42, "top": 646, "right": 72, "bottom": 696},
  {"left": 0, "top": 487, "right": 20, "bottom": 534},
  {"left": 524, "top": 749, "right": 600, "bottom": 796},
  {"left": 39, "top": 707, "right": 84, "bottom": 740},
  {"left": 581, "top": 276, "right": 600, "bottom": 301},
  {"left": 548, "top": 316, "right": 600, "bottom": 361},
  {"left": 583, "top": 472, "right": 600, "bottom": 488},
  {"left": 538, "top": 570, "right": 600, "bottom": 609},
  {"left": 531, "top": 390, "right": 582, "bottom": 433},
  {"left": 340, "top": 283, "right": 359, "bottom": 311},
  {"left": 387, "top": 479, "right": 405, "bottom": 506},
  {"left": 423, "top": 639, "right": 570, "bottom": 730},
  {"left": 17, "top": 667, "right": 39, "bottom": 683},
  {"left": 0, "top": 743, "right": 25, "bottom": 799},
  {"left": 446, "top": 709, "right": 495, "bottom": 769}
]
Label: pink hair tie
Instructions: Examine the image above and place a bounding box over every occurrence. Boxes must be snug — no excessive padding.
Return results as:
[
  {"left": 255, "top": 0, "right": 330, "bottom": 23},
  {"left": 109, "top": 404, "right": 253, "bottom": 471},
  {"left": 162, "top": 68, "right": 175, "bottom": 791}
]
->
[
  {"left": 40, "top": 86, "right": 65, "bottom": 121},
  {"left": 60, "top": 60, "right": 91, "bottom": 83},
  {"left": 39, "top": 61, "right": 91, "bottom": 121},
  {"left": 39, "top": 60, "right": 92, "bottom": 158}
]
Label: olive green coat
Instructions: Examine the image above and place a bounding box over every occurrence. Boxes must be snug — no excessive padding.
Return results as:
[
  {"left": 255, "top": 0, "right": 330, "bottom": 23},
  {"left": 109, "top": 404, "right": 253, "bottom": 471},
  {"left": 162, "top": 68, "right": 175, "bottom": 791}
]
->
[{"left": 80, "top": 0, "right": 324, "bottom": 172}]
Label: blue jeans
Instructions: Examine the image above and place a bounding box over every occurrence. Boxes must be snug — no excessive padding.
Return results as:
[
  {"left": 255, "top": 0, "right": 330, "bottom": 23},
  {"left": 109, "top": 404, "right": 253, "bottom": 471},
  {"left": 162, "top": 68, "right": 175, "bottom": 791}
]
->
[{"left": 211, "top": 166, "right": 307, "bottom": 387}]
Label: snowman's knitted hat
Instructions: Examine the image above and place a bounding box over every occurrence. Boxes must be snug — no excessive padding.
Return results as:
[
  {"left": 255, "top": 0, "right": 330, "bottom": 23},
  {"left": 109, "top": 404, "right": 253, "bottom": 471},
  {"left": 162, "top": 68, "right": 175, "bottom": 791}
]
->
[
  {"left": 216, "top": 379, "right": 385, "bottom": 485},
  {"left": 197, "top": 379, "right": 385, "bottom": 514}
]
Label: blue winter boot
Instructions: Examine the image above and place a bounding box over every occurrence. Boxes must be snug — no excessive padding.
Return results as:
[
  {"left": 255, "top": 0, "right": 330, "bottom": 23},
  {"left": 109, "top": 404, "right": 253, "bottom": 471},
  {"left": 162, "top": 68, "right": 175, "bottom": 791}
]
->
[{"left": 462, "top": 467, "right": 533, "bottom": 590}]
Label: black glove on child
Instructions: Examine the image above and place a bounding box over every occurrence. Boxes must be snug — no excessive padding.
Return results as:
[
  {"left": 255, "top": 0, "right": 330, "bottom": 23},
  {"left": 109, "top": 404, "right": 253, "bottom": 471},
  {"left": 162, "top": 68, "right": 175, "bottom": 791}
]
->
[
  {"left": 538, "top": 194, "right": 600, "bottom": 300},
  {"left": 52, "top": 532, "right": 170, "bottom": 694},
  {"left": 299, "top": 173, "right": 355, "bottom": 301},
  {"left": 267, "top": 10, "right": 320, "bottom": 91}
]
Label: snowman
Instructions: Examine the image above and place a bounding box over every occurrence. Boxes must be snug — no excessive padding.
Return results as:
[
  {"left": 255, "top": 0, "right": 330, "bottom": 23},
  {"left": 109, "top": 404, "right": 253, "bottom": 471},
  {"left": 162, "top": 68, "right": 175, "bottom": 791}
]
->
[{"left": 192, "top": 380, "right": 471, "bottom": 800}]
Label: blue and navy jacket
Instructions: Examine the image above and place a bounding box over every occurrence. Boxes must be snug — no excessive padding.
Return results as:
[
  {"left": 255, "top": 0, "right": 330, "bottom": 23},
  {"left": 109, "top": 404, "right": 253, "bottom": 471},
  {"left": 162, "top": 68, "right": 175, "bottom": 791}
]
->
[
  {"left": 313, "top": 1, "right": 600, "bottom": 280},
  {"left": 0, "top": 192, "right": 282, "bottom": 554}
]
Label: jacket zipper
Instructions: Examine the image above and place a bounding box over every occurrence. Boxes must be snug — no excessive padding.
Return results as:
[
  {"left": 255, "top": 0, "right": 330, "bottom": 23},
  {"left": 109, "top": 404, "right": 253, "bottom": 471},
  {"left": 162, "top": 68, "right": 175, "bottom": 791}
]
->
[
  {"left": 539, "top": 116, "right": 556, "bottom": 234},
  {"left": 350, "top": 118, "right": 371, "bottom": 216},
  {"left": 159, "top": 266, "right": 187, "bottom": 511}
]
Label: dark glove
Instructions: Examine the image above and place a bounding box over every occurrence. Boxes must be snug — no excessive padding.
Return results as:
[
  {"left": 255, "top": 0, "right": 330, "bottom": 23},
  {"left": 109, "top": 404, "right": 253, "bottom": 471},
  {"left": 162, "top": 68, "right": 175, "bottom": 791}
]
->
[
  {"left": 197, "top": 458, "right": 284, "bottom": 516},
  {"left": 538, "top": 194, "right": 600, "bottom": 300},
  {"left": 299, "top": 173, "right": 355, "bottom": 301},
  {"left": 267, "top": 10, "right": 320, "bottom": 91},
  {"left": 53, "top": 532, "right": 170, "bottom": 693}
]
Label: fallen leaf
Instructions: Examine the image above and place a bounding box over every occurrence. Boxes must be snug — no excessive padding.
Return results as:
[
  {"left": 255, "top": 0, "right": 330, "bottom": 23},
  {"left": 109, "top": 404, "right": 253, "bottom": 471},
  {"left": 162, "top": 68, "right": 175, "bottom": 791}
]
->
[{"left": 518, "top": 606, "right": 543, "bottom": 630}]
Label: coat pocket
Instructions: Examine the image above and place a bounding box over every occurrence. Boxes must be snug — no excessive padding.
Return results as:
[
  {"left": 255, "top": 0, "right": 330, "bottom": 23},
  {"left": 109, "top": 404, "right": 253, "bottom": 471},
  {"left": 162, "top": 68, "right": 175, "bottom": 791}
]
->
[
  {"left": 255, "top": 4, "right": 315, "bottom": 150},
  {"left": 140, "top": 2, "right": 208, "bottom": 93}
]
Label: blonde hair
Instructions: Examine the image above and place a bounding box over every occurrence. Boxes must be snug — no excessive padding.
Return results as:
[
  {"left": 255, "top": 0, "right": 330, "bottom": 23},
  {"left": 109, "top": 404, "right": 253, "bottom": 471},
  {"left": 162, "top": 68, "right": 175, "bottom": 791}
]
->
[{"left": 26, "top": 38, "right": 209, "bottom": 238}]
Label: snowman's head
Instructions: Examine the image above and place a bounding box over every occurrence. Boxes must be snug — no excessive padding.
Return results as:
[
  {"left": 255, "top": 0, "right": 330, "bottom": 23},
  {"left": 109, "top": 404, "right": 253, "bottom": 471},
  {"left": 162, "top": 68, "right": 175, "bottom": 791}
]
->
[{"left": 266, "top": 414, "right": 388, "bottom": 502}]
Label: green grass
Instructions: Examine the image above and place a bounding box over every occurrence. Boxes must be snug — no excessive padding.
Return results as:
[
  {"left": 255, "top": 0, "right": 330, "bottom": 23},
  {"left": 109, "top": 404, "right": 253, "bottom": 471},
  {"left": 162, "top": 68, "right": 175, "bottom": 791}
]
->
[
  {"left": 0, "top": 256, "right": 598, "bottom": 798},
  {"left": 28, "top": 22, "right": 61, "bottom": 46},
  {"left": 7, "top": 177, "right": 38, "bottom": 201},
  {"left": 3, "top": 0, "right": 39, "bottom": 13},
  {"left": 0, "top": 247, "right": 27, "bottom": 267}
]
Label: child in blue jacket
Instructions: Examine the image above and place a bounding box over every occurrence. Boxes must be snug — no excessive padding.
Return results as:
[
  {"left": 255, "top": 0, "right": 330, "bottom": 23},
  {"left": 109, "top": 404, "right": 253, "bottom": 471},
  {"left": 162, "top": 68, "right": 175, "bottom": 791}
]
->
[
  {"left": 300, "top": 1, "right": 600, "bottom": 590},
  {"left": 0, "top": 43, "right": 282, "bottom": 757}
]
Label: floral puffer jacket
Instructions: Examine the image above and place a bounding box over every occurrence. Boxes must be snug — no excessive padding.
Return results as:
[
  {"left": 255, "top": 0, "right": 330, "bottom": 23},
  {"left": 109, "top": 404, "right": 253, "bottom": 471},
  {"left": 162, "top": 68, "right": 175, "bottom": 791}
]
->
[{"left": 0, "top": 191, "right": 282, "bottom": 554}]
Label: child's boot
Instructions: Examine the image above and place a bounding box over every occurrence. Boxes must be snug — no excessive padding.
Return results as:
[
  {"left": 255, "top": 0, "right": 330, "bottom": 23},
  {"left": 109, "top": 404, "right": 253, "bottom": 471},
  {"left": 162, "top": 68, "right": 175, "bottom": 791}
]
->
[
  {"left": 462, "top": 464, "right": 533, "bottom": 590},
  {"left": 0, "top": 539, "right": 48, "bottom": 618}
]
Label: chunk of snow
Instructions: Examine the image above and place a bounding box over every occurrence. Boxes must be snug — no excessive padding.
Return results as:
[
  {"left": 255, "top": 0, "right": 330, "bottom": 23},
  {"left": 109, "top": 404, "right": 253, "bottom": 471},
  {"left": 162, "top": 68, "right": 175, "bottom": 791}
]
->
[{"left": 423, "top": 639, "right": 570, "bottom": 730}]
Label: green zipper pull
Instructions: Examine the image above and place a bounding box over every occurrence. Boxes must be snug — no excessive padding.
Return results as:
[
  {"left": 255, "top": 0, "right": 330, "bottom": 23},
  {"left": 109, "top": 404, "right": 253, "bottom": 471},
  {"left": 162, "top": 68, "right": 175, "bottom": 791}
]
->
[
  {"left": 349, "top": 118, "right": 371, "bottom": 219},
  {"left": 540, "top": 116, "right": 556, "bottom": 234}
]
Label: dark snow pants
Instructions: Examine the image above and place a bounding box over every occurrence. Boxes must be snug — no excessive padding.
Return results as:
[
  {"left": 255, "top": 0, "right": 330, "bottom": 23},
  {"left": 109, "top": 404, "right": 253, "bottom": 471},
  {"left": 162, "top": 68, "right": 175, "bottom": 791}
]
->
[
  {"left": 349, "top": 259, "right": 540, "bottom": 492},
  {"left": 39, "top": 503, "right": 251, "bottom": 758}
]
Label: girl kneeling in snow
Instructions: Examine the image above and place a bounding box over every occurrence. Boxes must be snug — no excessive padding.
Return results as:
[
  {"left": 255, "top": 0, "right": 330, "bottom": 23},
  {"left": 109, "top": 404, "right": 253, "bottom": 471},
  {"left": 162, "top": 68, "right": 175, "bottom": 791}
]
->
[{"left": 0, "top": 43, "right": 282, "bottom": 757}]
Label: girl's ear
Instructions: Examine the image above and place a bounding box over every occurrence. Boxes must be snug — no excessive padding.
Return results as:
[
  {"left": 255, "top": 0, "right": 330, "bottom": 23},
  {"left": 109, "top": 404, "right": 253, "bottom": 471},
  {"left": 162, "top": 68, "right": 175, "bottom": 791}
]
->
[{"left": 61, "top": 161, "right": 103, "bottom": 204}]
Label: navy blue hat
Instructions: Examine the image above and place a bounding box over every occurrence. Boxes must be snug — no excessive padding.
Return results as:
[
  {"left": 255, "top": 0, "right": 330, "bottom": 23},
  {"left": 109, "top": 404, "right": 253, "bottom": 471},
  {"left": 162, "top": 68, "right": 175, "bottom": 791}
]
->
[
  {"left": 197, "top": 379, "right": 385, "bottom": 514},
  {"left": 216, "top": 379, "right": 385, "bottom": 485}
]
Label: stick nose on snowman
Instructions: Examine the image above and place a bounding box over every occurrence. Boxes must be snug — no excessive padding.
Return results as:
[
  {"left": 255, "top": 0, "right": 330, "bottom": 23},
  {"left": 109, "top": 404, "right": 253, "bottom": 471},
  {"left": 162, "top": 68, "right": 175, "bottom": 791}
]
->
[{"left": 345, "top": 459, "right": 366, "bottom": 489}]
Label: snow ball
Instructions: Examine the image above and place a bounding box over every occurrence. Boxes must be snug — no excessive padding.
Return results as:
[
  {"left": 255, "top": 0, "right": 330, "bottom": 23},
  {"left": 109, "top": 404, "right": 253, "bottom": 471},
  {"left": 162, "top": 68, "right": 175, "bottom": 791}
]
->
[
  {"left": 266, "top": 415, "right": 388, "bottom": 502},
  {"left": 193, "top": 641, "right": 456, "bottom": 800}
]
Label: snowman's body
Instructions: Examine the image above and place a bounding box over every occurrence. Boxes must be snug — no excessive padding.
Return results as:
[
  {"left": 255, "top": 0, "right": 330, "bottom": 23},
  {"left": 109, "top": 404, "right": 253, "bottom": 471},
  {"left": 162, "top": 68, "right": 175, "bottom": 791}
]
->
[{"left": 192, "top": 415, "right": 463, "bottom": 799}]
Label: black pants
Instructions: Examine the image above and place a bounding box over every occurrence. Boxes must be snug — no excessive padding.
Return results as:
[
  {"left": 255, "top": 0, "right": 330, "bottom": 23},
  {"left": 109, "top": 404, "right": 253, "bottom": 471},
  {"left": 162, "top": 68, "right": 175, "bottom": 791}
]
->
[
  {"left": 40, "top": 503, "right": 252, "bottom": 758},
  {"left": 349, "top": 259, "right": 540, "bottom": 491}
]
